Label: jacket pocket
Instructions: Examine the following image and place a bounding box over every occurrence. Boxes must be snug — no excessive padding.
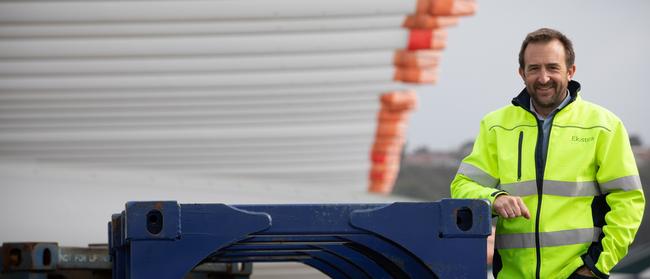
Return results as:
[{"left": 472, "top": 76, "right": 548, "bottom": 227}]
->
[{"left": 517, "top": 131, "right": 523, "bottom": 181}]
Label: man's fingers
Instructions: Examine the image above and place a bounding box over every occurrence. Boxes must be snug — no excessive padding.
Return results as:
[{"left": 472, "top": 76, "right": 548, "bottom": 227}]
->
[
  {"left": 517, "top": 198, "right": 531, "bottom": 219},
  {"left": 499, "top": 206, "right": 513, "bottom": 219},
  {"left": 497, "top": 207, "right": 509, "bottom": 218},
  {"left": 510, "top": 200, "right": 522, "bottom": 217},
  {"left": 494, "top": 195, "right": 531, "bottom": 219}
]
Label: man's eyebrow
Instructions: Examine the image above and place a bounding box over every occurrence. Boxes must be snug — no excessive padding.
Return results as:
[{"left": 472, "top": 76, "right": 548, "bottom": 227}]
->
[{"left": 527, "top": 62, "right": 561, "bottom": 68}]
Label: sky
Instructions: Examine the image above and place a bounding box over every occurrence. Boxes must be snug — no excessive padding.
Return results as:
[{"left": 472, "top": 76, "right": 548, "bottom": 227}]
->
[{"left": 407, "top": 0, "right": 650, "bottom": 151}]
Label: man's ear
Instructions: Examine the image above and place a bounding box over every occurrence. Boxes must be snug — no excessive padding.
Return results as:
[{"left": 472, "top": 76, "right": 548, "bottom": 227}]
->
[
  {"left": 567, "top": 64, "right": 576, "bottom": 80},
  {"left": 518, "top": 67, "right": 525, "bottom": 80}
]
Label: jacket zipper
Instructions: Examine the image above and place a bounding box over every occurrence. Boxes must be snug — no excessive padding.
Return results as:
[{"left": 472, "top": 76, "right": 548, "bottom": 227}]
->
[
  {"left": 517, "top": 131, "right": 523, "bottom": 181},
  {"left": 511, "top": 87, "right": 575, "bottom": 279},
  {"left": 533, "top": 119, "right": 544, "bottom": 279},
  {"left": 535, "top": 117, "right": 556, "bottom": 279}
]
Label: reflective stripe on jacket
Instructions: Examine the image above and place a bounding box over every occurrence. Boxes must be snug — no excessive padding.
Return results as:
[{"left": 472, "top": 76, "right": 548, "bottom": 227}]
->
[{"left": 451, "top": 80, "right": 645, "bottom": 279}]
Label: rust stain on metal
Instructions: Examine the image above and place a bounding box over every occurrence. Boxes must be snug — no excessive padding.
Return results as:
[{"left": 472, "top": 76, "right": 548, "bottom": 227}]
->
[
  {"left": 2, "top": 243, "right": 36, "bottom": 269},
  {"left": 8, "top": 248, "right": 21, "bottom": 267},
  {"left": 153, "top": 202, "right": 164, "bottom": 210},
  {"left": 22, "top": 242, "right": 36, "bottom": 252}
]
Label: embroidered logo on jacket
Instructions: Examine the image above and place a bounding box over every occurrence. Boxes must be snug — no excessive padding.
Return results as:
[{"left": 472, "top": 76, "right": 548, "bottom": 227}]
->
[{"left": 571, "top": 136, "right": 595, "bottom": 143}]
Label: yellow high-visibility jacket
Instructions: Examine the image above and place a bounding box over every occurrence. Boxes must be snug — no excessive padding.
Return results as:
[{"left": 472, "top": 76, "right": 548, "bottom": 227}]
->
[{"left": 451, "top": 80, "right": 644, "bottom": 279}]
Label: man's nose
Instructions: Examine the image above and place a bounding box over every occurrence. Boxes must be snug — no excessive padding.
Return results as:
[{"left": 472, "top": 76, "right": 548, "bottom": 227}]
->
[{"left": 537, "top": 70, "right": 551, "bottom": 84}]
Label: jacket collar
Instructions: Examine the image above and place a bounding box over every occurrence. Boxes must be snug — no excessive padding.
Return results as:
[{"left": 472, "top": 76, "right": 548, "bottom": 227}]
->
[{"left": 511, "top": 80, "right": 581, "bottom": 110}]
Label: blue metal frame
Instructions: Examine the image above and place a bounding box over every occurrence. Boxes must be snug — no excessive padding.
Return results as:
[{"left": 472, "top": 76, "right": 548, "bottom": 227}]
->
[
  {"left": 109, "top": 199, "right": 491, "bottom": 279},
  {"left": 0, "top": 242, "right": 249, "bottom": 278}
]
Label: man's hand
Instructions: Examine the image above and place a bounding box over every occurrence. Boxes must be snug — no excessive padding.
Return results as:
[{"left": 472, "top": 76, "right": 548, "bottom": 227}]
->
[
  {"left": 575, "top": 266, "right": 595, "bottom": 277},
  {"left": 493, "top": 195, "right": 530, "bottom": 219}
]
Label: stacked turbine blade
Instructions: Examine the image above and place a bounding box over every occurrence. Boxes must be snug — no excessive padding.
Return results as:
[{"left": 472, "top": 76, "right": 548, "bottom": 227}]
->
[
  {"left": 368, "top": 0, "right": 476, "bottom": 194},
  {"left": 369, "top": 91, "right": 417, "bottom": 193}
]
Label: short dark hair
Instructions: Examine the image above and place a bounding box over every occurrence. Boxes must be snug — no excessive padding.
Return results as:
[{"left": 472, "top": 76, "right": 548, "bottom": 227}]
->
[{"left": 518, "top": 28, "right": 575, "bottom": 69}]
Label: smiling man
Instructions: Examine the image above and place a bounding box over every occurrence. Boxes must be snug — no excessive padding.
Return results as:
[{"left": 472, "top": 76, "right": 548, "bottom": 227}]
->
[{"left": 451, "top": 28, "right": 645, "bottom": 279}]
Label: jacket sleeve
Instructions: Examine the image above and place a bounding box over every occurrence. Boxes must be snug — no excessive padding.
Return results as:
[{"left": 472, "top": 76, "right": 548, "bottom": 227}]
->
[
  {"left": 583, "top": 120, "right": 645, "bottom": 278},
  {"left": 451, "top": 119, "right": 505, "bottom": 205}
]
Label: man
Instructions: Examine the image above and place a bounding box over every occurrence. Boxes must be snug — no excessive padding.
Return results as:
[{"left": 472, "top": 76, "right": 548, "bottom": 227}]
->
[{"left": 451, "top": 28, "right": 645, "bottom": 279}]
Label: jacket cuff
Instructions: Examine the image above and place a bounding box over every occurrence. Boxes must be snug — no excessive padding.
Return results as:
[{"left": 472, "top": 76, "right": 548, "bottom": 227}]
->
[
  {"left": 489, "top": 190, "right": 509, "bottom": 216},
  {"left": 491, "top": 190, "right": 508, "bottom": 198},
  {"left": 581, "top": 254, "right": 608, "bottom": 279}
]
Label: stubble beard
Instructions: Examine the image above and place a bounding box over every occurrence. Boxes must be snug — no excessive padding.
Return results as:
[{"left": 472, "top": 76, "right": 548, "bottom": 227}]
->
[{"left": 528, "top": 81, "right": 567, "bottom": 110}]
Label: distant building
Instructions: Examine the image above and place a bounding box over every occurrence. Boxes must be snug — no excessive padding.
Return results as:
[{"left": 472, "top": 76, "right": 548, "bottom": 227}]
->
[
  {"left": 403, "top": 147, "right": 460, "bottom": 168},
  {"left": 633, "top": 147, "right": 650, "bottom": 167}
]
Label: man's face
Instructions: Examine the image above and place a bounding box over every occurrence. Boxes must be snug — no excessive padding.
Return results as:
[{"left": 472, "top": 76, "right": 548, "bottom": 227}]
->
[{"left": 519, "top": 39, "right": 576, "bottom": 112}]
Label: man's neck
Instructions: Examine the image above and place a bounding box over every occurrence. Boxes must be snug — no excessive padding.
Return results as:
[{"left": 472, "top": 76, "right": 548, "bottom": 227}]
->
[
  {"left": 531, "top": 102, "right": 554, "bottom": 118},
  {"left": 530, "top": 90, "right": 570, "bottom": 119}
]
